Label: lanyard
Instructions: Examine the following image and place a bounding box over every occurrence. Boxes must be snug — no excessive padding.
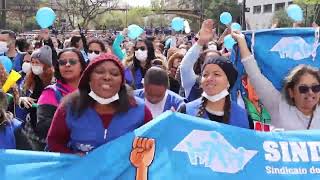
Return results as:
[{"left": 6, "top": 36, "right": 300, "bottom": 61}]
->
[{"left": 307, "top": 113, "right": 314, "bottom": 130}]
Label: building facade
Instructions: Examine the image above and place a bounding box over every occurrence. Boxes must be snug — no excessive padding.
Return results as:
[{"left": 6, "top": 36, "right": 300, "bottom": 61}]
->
[{"left": 245, "top": 0, "right": 293, "bottom": 29}]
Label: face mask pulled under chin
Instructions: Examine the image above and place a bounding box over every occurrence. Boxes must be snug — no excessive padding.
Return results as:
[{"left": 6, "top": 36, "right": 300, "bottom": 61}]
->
[
  {"left": 88, "top": 90, "right": 119, "bottom": 105},
  {"left": 202, "top": 88, "right": 229, "bottom": 102}
]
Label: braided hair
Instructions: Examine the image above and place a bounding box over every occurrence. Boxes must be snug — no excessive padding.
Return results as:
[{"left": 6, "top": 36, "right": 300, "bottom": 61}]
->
[{"left": 196, "top": 95, "right": 231, "bottom": 124}]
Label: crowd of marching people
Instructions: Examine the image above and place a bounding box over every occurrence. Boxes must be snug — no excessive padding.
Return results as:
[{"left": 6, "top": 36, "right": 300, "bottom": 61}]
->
[{"left": 1, "top": 17, "right": 320, "bottom": 154}]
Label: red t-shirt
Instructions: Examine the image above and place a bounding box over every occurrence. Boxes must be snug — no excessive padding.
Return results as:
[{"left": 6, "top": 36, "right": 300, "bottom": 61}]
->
[{"left": 47, "top": 105, "right": 153, "bottom": 153}]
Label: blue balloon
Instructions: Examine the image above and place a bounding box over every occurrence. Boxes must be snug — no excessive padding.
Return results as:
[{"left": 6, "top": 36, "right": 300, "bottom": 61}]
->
[
  {"left": 220, "top": 12, "right": 232, "bottom": 25},
  {"left": 36, "top": 7, "right": 56, "bottom": 29},
  {"left": 287, "top": 4, "right": 303, "bottom": 22},
  {"left": 231, "top": 23, "right": 242, "bottom": 31},
  {"left": 0, "top": 55, "right": 12, "bottom": 73},
  {"left": 171, "top": 17, "right": 184, "bottom": 31},
  {"left": 224, "top": 35, "right": 236, "bottom": 50},
  {"left": 128, "top": 24, "right": 144, "bottom": 40}
]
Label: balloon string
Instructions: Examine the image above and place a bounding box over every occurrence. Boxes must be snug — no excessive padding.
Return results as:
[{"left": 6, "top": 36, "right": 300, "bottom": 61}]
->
[
  {"left": 314, "top": 4, "right": 320, "bottom": 23},
  {"left": 251, "top": 31, "right": 255, "bottom": 57}
]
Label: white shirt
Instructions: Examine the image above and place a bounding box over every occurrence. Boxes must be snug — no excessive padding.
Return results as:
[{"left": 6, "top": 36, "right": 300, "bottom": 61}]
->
[
  {"left": 243, "top": 55, "right": 320, "bottom": 130},
  {"left": 145, "top": 90, "right": 168, "bottom": 118}
]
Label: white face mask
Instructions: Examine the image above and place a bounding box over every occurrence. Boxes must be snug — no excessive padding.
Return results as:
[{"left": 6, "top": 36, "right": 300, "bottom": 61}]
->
[
  {"left": 22, "top": 62, "right": 31, "bottom": 73},
  {"left": 31, "top": 65, "right": 43, "bottom": 75},
  {"left": 88, "top": 52, "right": 100, "bottom": 61},
  {"left": 208, "top": 44, "right": 218, "bottom": 51},
  {"left": 88, "top": 90, "right": 119, "bottom": 105},
  {"left": 135, "top": 49, "right": 148, "bottom": 62},
  {"left": 0, "top": 41, "right": 8, "bottom": 54},
  {"left": 202, "top": 89, "right": 229, "bottom": 102}
]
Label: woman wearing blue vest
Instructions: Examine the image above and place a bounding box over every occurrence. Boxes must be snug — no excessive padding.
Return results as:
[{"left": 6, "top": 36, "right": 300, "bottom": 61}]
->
[
  {"left": 178, "top": 19, "right": 249, "bottom": 128},
  {"left": 47, "top": 53, "right": 153, "bottom": 154},
  {"left": 124, "top": 38, "right": 156, "bottom": 89},
  {"left": 0, "top": 90, "right": 21, "bottom": 149},
  {"left": 180, "top": 20, "right": 222, "bottom": 102},
  {"left": 135, "top": 67, "right": 185, "bottom": 118}
]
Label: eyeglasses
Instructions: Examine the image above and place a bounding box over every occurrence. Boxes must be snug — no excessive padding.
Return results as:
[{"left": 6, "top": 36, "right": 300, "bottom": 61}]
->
[
  {"left": 135, "top": 46, "right": 146, "bottom": 51},
  {"left": 298, "top": 85, "right": 320, "bottom": 94},
  {"left": 88, "top": 50, "right": 100, "bottom": 55},
  {"left": 58, "top": 59, "right": 78, "bottom": 66}
]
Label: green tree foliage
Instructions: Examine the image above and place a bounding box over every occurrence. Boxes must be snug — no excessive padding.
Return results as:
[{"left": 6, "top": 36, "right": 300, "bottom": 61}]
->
[
  {"left": 91, "top": 7, "right": 152, "bottom": 30},
  {"left": 127, "top": 7, "right": 152, "bottom": 26},
  {"left": 56, "top": 0, "right": 119, "bottom": 29},
  {"left": 93, "top": 12, "right": 124, "bottom": 30},
  {"left": 294, "top": 0, "right": 320, "bottom": 25},
  {"left": 6, "top": 0, "right": 39, "bottom": 31},
  {"left": 272, "top": 9, "right": 293, "bottom": 28},
  {"left": 178, "top": 0, "right": 241, "bottom": 32}
]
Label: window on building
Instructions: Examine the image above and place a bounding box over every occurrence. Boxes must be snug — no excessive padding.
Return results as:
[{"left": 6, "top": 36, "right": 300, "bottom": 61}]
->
[
  {"left": 253, "top": 5, "right": 261, "bottom": 14},
  {"left": 263, "top": 4, "right": 273, "bottom": 13},
  {"left": 275, "top": 3, "right": 285, "bottom": 11},
  {"left": 288, "top": 1, "right": 294, "bottom": 5},
  {"left": 185, "top": 4, "right": 190, "bottom": 9}
]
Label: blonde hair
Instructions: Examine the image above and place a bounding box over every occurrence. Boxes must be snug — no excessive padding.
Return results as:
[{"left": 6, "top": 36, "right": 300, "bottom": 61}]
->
[{"left": 168, "top": 52, "right": 184, "bottom": 70}]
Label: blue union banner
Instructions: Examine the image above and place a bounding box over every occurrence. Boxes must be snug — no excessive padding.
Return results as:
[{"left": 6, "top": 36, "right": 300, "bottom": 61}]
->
[{"left": 1, "top": 111, "right": 320, "bottom": 179}]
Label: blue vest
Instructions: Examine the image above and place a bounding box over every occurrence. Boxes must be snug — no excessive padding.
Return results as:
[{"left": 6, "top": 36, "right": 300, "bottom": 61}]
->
[
  {"left": 45, "top": 82, "right": 71, "bottom": 103},
  {"left": 0, "top": 119, "right": 21, "bottom": 149},
  {"left": 185, "top": 98, "right": 249, "bottom": 128},
  {"left": 13, "top": 53, "right": 23, "bottom": 72},
  {"left": 66, "top": 98, "right": 146, "bottom": 153},
  {"left": 187, "top": 83, "right": 202, "bottom": 102},
  {"left": 134, "top": 89, "right": 185, "bottom": 112},
  {"left": 124, "top": 67, "right": 143, "bottom": 89}
]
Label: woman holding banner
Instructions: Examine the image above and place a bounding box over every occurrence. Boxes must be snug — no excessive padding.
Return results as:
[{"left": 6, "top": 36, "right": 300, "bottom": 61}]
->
[
  {"left": 178, "top": 19, "right": 249, "bottom": 129},
  {"left": 47, "top": 53, "right": 152, "bottom": 154},
  {"left": 232, "top": 31, "right": 320, "bottom": 130}
]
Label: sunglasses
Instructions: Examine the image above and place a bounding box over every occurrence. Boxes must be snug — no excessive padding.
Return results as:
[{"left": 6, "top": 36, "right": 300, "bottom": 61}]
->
[
  {"left": 135, "top": 46, "right": 146, "bottom": 51},
  {"left": 298, "top": 85, "right": 320, "bottom": 94},
  {"left": 58, "top": 59, "right": 78, "bottom": 66},
  {"left": 88, "top": 50, "right": 100, "bottom": 55}
]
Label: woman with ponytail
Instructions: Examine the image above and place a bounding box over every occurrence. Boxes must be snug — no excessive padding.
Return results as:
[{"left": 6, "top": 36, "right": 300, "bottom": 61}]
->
[
  {"left": 178, "top": 19, "right": 249, "bottom": 128},
  {"left": 178, "top": 55, "right": 249, "bottom": 128}
]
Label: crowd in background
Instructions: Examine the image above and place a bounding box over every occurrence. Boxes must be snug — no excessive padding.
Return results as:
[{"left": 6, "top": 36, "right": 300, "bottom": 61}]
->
[{"left": 1, "top": 18, "right": 320, "bottom": 154}]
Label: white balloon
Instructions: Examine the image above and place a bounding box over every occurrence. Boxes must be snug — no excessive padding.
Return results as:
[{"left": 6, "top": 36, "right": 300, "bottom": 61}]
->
[
  {"left": 185, "top": 26, "right": 191, "bottom": 33},
  {"left": 184, "top": 20, "right": 191, "bottom": 33}
]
